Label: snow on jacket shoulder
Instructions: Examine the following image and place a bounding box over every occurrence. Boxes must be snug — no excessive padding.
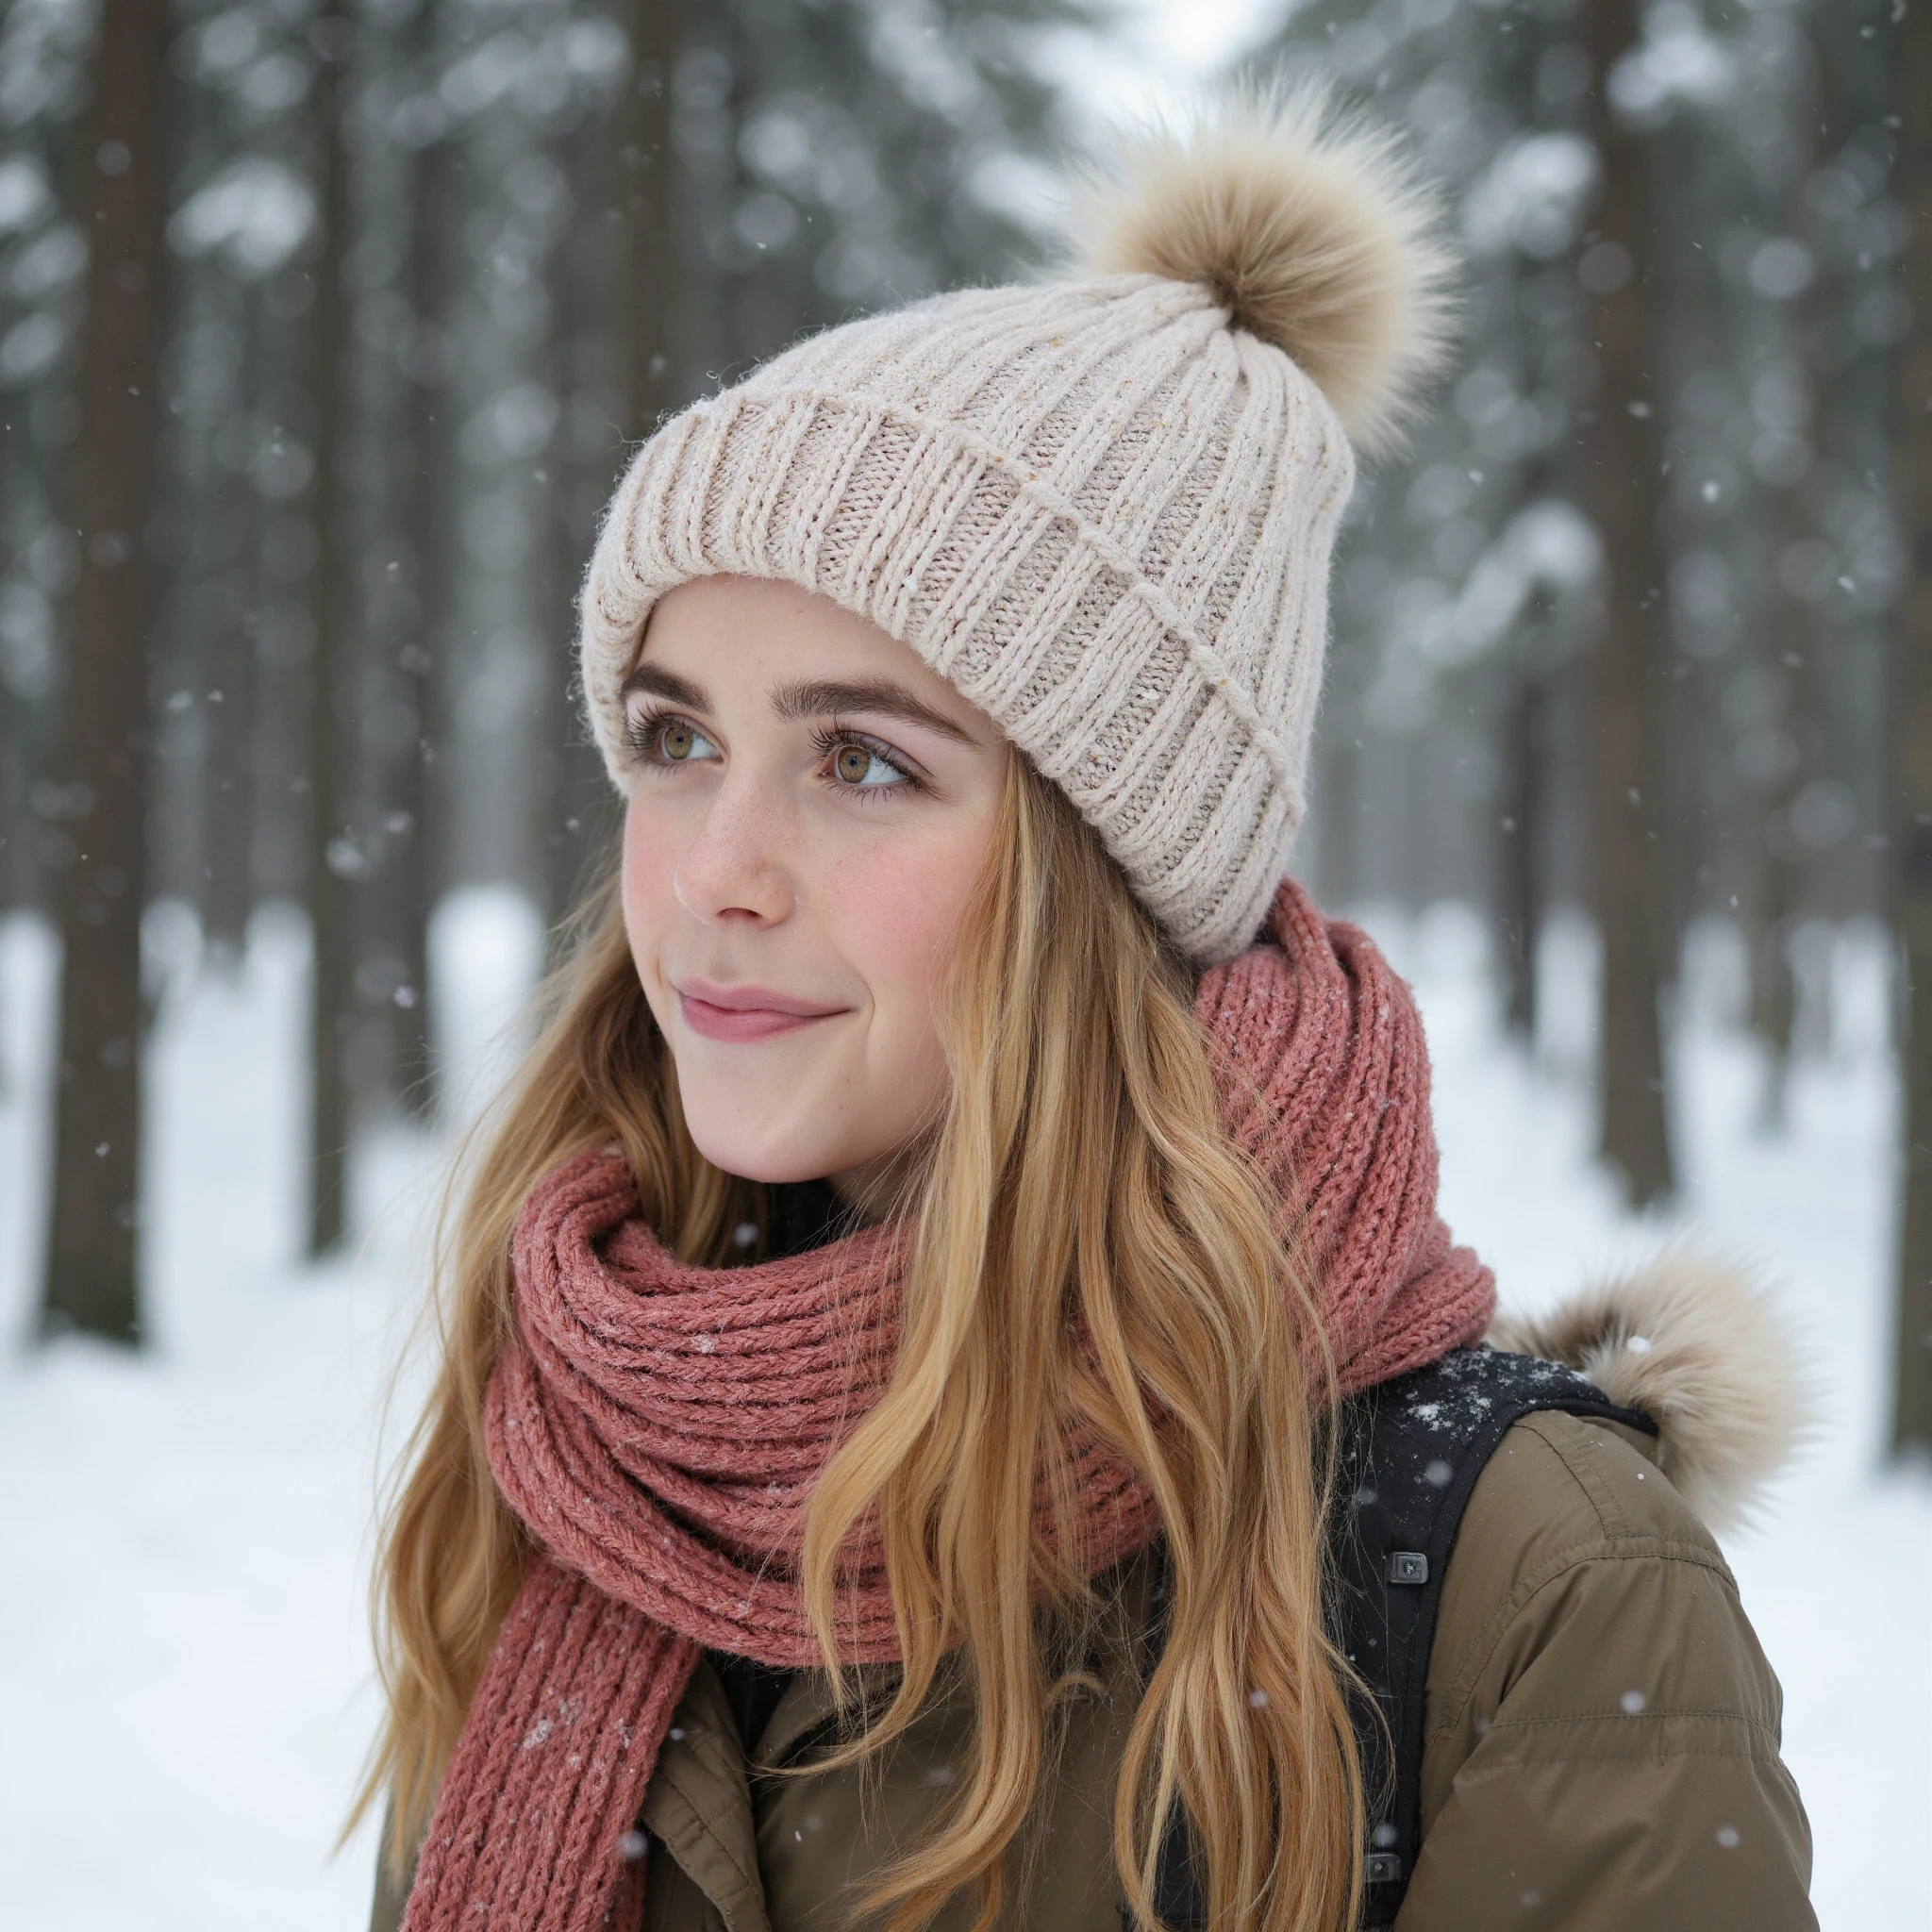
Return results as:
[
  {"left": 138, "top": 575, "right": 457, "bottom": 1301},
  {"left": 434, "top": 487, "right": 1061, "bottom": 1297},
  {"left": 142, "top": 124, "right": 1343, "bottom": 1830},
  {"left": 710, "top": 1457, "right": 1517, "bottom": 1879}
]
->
[{"left": 370, "top": 1258, "right": 1817, "bottom": 1931}]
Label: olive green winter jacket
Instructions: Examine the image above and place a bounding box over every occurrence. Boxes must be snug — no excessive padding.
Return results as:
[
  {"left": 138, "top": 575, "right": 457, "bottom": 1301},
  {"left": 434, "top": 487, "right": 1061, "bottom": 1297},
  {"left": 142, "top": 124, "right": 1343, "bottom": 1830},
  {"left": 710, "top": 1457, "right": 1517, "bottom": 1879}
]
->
[{"left": 370, "top": 1271, "right": 1816, "bottom": 1932}]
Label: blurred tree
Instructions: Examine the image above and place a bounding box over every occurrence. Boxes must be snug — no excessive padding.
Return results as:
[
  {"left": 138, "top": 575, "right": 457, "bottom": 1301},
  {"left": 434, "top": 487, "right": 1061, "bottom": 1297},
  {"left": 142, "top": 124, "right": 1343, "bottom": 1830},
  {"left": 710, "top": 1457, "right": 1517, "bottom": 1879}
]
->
[
  {"left": 198, "top": 273, "right": 263, "bottom": 958},
  {"left": 1892, "top": 0, "right": 1932, "bottom": 1454},
  {"left": 1733, "top": 13, "right": 1835, "bottom": 1130},
  {"left": 1495, "top": 592, "right": 1550, "bottom": 1040},
  {"left": 1, "top": 1, "right": 96, "bottom": 1002},
  {"left": 306, "top": 10, "right": 357, "bottom": 1255},
  {"left": 536, "top": 4, "right": 629, "bottom": 932},
  {"left": 41, "top": 0, "right": 176, "bottom": 1342},
  {"left": 389, "top": 0, "right": 449, "bottom": 1115},
  {"left": 1478, "top": 13, "right": 1570, "bottom": 1043},
  {"left": 626, "top": 0, "right": 677, "bottom": 438},
  {"left": 157, "top": 7, "right": 333, "bottom": 957},
  {"left": 1579, "top": 0, "right": 1674, "bottom": 1207}
]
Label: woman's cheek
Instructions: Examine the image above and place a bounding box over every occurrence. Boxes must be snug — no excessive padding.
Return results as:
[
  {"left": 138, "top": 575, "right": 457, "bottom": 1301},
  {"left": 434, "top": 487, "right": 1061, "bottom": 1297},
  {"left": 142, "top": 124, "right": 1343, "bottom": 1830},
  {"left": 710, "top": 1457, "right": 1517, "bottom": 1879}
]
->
[{"left": 837, "top": 831, "right": 985, "bottom": 1008}]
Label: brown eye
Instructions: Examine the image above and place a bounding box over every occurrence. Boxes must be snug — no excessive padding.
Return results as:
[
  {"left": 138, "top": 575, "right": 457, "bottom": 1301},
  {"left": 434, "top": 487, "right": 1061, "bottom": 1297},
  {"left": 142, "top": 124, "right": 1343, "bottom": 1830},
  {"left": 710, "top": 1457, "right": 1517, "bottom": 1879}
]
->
[
  {"left": 817, "top": 731, "right": 910, "bottom": 791},
  {"left": 629, "top": 712, "right": 716, "bottom": 767}
]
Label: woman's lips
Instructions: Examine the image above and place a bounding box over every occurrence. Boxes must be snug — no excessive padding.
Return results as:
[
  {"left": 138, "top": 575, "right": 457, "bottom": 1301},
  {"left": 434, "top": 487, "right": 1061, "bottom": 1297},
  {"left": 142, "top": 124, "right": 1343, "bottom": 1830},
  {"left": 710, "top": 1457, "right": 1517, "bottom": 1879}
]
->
[{"left": 675, "top": 981, "right": 845, "bottom": 1044}]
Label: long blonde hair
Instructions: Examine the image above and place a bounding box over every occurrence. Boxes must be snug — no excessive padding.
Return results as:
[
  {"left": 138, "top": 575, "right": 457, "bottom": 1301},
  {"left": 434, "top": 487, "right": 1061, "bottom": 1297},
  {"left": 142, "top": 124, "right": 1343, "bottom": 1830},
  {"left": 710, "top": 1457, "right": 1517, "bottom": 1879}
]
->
[{"left": 355, "top": 756, "right": 1362, "bottom": 1932}]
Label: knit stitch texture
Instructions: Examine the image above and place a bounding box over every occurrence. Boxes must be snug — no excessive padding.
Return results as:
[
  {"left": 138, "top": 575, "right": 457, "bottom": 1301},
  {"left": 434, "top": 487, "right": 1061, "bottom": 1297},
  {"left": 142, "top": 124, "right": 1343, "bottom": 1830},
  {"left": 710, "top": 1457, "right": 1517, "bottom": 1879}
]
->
[{"left": 398, "top": 880, "right": 1494, "bottom": 1932}]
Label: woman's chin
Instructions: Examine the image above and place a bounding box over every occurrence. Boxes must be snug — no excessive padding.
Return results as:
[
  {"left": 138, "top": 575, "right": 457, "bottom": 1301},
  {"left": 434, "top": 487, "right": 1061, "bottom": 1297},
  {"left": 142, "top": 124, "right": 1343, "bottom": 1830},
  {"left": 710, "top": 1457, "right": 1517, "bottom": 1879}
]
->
[{"left": 683, "top": 1120, "right": 846, "bottom": 1190}]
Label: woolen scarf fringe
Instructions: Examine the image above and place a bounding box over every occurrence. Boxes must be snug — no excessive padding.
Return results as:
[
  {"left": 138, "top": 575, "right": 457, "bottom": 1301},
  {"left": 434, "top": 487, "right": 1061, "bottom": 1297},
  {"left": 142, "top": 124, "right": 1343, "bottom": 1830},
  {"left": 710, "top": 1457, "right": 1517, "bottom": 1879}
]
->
[{"left": 398, "top": 879, "right": 1495, "bottom": 1932}]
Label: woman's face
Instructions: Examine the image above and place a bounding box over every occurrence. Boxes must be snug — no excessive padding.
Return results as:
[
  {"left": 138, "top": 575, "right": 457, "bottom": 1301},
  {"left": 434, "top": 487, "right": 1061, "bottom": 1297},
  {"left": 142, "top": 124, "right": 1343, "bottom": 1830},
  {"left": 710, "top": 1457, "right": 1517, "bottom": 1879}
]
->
[{"left": 621, "top": 575, "right": 1008, "bottom": 1210}]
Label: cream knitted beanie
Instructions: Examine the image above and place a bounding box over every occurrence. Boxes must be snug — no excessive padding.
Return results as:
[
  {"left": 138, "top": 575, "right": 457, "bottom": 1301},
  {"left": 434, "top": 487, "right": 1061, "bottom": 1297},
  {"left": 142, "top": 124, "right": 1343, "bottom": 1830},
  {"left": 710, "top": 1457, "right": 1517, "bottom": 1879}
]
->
[{"left": 578, "top": 87, "right": 1455, "bottom": 962}]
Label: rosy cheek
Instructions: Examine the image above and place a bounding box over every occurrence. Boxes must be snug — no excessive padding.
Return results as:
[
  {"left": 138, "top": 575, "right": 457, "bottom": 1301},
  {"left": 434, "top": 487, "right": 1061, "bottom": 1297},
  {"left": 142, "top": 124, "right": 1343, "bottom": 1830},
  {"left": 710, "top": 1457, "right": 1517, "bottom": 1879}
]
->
[{"left": 825, "top": 835, "right": 982, "bottom": 1011}]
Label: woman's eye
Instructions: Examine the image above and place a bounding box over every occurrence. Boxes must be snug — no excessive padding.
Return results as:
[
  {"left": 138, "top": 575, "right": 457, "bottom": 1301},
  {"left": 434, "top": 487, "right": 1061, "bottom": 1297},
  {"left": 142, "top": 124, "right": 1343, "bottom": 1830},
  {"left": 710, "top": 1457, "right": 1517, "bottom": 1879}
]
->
[
  {"left": 831, "top": 741, "right": 908, "bottom": 789},
  {"left": 633, "top": 713, "right": 717, "bottom": 764}
]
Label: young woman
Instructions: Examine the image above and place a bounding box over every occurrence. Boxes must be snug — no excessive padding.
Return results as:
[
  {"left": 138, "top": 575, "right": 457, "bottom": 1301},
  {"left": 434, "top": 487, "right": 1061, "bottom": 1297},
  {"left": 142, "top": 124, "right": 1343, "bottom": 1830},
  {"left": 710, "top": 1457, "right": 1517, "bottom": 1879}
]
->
[{"left": 360, "top": 93, "right": 1815, "bottom": 1932}]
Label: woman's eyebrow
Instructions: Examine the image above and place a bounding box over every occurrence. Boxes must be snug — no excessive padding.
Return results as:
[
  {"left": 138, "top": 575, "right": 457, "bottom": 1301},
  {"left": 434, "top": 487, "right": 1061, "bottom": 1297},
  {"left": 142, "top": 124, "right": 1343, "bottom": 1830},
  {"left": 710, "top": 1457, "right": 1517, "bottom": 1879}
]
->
[
  {"left": 620, "top": 664, "right": 709, "bottom": 709},
  {"left": 771, "top": 676, "right": 978, "bottom": 744}
]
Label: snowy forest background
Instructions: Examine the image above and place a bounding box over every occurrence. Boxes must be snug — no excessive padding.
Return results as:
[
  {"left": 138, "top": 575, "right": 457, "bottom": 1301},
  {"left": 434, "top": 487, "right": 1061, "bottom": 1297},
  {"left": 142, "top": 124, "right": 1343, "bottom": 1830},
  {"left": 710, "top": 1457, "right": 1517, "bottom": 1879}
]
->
[{"left": 1, "top": 0, "right": 1928, "bottom": 1925}]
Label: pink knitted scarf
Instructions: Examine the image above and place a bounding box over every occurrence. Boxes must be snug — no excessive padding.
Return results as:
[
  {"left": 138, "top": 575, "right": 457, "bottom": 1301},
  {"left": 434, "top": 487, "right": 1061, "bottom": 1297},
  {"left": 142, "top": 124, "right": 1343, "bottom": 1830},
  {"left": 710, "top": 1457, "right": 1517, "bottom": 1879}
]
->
[{"left": 398, "top": 880, "right": 1494, "bottom": 1932}]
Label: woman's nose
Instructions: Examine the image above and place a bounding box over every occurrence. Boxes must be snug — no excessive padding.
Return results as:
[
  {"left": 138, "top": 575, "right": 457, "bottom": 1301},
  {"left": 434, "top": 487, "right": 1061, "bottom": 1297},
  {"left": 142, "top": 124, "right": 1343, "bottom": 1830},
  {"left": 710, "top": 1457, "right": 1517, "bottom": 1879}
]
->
[{"left": 671, "top": 782, "right": 795, "bottom": 926}]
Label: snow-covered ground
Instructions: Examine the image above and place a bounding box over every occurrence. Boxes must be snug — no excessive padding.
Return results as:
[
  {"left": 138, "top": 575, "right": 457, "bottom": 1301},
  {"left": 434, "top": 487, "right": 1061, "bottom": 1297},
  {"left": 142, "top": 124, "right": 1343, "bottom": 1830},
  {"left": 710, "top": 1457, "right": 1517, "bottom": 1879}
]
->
[
  {"left": 0, "top": 892, "right": 1925, "bottom": 1930},
  {"left": 0, "top": 891, "right": 540, "bottom": 1932}
]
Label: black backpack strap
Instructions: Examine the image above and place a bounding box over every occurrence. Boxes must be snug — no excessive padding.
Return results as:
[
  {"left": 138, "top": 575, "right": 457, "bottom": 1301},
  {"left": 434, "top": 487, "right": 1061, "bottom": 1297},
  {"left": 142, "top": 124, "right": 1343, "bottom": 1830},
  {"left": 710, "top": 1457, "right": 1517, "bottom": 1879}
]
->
[
  {"left": 1124, "top": 1347, "right": 1657, "bottom": 1930},
  {"left": 1336, "top": 1347, "right": 1656, "bottom": 1924}
]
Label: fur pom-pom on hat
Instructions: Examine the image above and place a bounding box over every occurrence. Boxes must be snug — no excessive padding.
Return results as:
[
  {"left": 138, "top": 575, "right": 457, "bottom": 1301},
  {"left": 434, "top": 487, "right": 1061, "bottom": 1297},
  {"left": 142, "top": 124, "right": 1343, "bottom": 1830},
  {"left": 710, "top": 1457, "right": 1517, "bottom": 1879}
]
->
[{"left": 1070, "top": 80, "right": 1459, "bottom": 456}]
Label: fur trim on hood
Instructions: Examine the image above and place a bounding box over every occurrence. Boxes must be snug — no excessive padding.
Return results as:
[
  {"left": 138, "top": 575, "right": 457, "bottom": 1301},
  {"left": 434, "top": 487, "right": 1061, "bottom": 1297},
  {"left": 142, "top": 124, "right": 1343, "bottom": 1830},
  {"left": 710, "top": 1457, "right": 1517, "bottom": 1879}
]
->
[{"left": 1487, "top": 1251, "right": 1813, "bottom": 1536}]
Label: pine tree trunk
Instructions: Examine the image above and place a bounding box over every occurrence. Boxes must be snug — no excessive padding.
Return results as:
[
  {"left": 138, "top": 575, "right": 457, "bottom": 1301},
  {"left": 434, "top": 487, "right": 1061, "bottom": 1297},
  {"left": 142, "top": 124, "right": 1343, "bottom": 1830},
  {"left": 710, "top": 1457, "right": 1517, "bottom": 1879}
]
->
[
  {"left": 391, "top": 0, "right": 444, "bottom": 1120},
  {"left": 1890, "top": 0, "right": 1932, "bottom": 1454},
  {"left": 0, "top": 681, "right": 26, "bottom": 919},
  {"left": 1751, "top": 471, "right": 1816, "bottom": 1134},
  {"left": 202, "top": 280, "right": 262, "bottom": 958},
  {"left": 0, "top": 371, "right": 29, "bottom": 920},
  {"left": 540, "top": 108, "right": 617, "bottom": 936},
  {"left": 1497, "top": 668, "right": 1544, "bottom": 1041},
  {"left": 1581, "top": 0, "right": 1675, "bottom": 1207},
  {"left": 41, "top": 0, "right": 175, "bottom": 1342},
  {"left": 628, "top": 0, "right": 678, "bottom": 439},
  {"left": 1749, "top": 25, "right": 1836, "bottom": 1136},
  {"left": 306, "top": 26, "right": 357, "bottom": 1254}
]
